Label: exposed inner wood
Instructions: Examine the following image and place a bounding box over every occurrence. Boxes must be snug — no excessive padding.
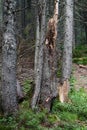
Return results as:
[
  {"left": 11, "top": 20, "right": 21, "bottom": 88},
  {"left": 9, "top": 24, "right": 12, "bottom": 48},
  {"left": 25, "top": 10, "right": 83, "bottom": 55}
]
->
[
  {"left": 45, "top": 0, "right": 58, "bottom": 54},
  {"left": 58, "top": 79, "right": 69, "bottom": 103}
]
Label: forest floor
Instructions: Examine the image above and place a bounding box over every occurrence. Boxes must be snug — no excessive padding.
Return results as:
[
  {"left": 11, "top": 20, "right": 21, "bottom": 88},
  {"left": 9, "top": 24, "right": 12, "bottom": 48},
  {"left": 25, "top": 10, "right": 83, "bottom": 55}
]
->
[
  {"left": 17, "top": 39, "right": 34, "bottom": 85},
  {"left": 18, "top": 56, "right": 87, "bottom": 92},
  {"left": 73, "top": 63, "right": 87, "bottom": 90},
  {"left": 1, "top": 43, "right": 87, "bottom": 130}
]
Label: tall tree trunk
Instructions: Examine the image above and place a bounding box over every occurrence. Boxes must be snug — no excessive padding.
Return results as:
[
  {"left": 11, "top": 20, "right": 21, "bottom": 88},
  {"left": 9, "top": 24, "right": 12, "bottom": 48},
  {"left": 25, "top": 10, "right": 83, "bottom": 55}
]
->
[
  {"left": 85, "top": 25, "right": 87, "bottom": 43},
  {"left": 59, "top": 0, "right": 74, "bottom": 103},
  {"left": 21, "top": 0, "right": 25, "bottom": 29},
  {"left": 2, "top": 0, "right": 18, "bottom": 115},
  {"left": 0, "top": 0, "right": 2, "bottom": 26},
  {"left": 40, "top": 0, "right": 59, "bottom": 111},
  {"left": 32, "top": 0, "right": 59, "bottom": 111},
  {"left": 0, "top": 28, "right": 2, "bottom": 112},
  {"left": 0, "top": 0, "right": 2, "bottom": 111},
  {"left": 31, "top": 0, "right": 46, "bottom": 109}
]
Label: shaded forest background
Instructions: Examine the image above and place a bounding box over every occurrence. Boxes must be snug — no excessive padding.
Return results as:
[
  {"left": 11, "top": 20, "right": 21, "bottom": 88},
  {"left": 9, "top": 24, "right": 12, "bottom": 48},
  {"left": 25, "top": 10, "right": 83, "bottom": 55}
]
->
[{"left": 0, "top": 0, "right": 86, "bottom": 82}]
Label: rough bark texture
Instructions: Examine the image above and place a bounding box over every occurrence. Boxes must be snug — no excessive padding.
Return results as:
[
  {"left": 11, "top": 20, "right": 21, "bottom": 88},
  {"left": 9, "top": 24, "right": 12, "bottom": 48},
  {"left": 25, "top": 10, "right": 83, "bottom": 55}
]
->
[
  {"left": 21, "top": 0, "right": 26, "bottom": 29},
  {"left": 31, "top": 0, "right": 46, "bottom": 109},
  {"left": 62, "top": 0, "right": 73, "bottom": 79},
  {"left": 0, "top": 0, "right": 3, "bottom": 110},
  {"left": 40, "top": 0, "right": 59, "bottom": 111},
  {"left": 0, "top": 0, "right": 2, "bottom": 26},
  {"left": 0, "top": 28, "right": 2, "bottom": 111},
  {"left": 17, "top": 80, "right": 24, "bottom": 102},
  {"left": 32, "top": 0, "right": 59, "bottom": 111},
  {"left": 2, "top": 0, "right": 18, "bottom": 115},
  {"left": 59, "top": 0, "right": 73, "bottom": 103}
]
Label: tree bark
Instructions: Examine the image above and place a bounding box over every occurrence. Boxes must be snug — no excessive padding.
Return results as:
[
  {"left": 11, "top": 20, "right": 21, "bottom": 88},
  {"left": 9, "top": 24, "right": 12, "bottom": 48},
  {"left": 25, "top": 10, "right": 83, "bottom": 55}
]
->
[
  {"left": 32, "top": 0, "right": 59, "bottom": 111},
  {"left": 40, "top": 0, "right": 59, "bottom": 111},
  {"left": 0, "top": 0, "right": 2, "bottom": 26},
  {"left": 21, "top": 0, "right": 26, "bottom": 29},
  {"left": 2, "top": 0, "right": 18, "bottom": 115},
  {"left": 17, "top": 80, "right": 24, "bottom": 102},
  {"left": 59, "top": 0, "right": 74, "bottom": 103},
  {"left": 0, "top": 28, "right": 2, "bottom": 111},
  {"left": 31, "top": 0, "right": 46, "bottom": 109}
]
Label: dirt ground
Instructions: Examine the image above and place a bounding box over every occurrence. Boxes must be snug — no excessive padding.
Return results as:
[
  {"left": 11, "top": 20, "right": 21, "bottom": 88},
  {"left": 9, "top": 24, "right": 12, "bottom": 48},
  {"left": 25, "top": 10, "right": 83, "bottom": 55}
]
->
[
  {"left": 17, "top": 40, "right": 34, "bottom": 86},
  {"left": 18, "top": 58, "right": 87, "bottom": 92},
  {"left": 73, "top": 64, "right": 87, "bottom": 90}
]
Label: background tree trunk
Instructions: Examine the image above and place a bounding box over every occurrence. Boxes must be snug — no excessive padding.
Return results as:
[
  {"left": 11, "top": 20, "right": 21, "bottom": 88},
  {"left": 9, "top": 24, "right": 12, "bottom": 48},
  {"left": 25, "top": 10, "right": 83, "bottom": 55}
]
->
[
  {"left": 0, "top": 28, "right": 2, "bottom": 112},
  {"left": 0, "top": 0, "right": 2, "bottom": 111},
  {"left": 59, "top": 0, "right": 74, "bottom": 103},
  {"left": 31, "top": 0, "right": 46, "bottom": 109},
  {"left": 2, "top": 0, "right": 18, "bottom": 115},
  {"left": 21, "top": 0, "right": 26, "bottom": 29}
]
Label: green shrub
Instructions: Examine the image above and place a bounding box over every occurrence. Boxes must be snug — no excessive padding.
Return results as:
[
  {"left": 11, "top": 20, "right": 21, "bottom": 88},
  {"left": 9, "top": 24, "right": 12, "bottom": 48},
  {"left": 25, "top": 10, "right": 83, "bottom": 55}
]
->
[
  {"left": 47, "top": 114, "right": 60, "bottom": 125},
  {"left": 60, "top": 112, "right": 77, "bottom": 122},
  {"left": 23, "top": 79, "right": 34, "bottom": 102},
  {"left": 73, "top": 45, "right": 87, "bottom": 58},
  {"left": 73, "top": 49, "right": 82, "bottom": 58},
  {"left": 1, "top": 74, "right": 87, "bottom": 130},
  {"left": 23, "top": 80, "right": 33, "bottom": 94},
  {"left": 0, "top": 116, "right": 17, "bottom": 130},
  {"left": 73, "top": 57, "right": 87, "bottom": 65},
  {"left": 0, "top": 126, "right": 12, "bottom": 130}
]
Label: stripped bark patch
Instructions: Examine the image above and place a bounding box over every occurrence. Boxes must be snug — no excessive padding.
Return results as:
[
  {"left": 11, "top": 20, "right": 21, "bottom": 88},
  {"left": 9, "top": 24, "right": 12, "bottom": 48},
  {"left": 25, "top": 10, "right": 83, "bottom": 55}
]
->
[{"left": 58, "top": 79, "right": 69, "bottom": 103}]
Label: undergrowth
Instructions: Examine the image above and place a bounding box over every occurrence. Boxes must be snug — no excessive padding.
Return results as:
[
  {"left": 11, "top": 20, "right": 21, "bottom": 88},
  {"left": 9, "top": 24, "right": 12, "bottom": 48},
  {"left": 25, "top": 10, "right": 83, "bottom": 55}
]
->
[
  {"left": 0, "top": 78, "right": 87, "bottom": 130},
  {"left": 73, "top": 44, "right": 87, "bottom": 65}
]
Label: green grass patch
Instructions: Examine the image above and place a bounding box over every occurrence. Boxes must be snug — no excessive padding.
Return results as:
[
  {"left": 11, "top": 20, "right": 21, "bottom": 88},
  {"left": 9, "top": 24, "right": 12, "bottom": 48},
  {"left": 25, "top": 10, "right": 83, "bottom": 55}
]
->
[
  {"left": 73, "top": 45, "right": 87, "bottom": 58},
  {"left": 52, "top": 76, "right": 87, "bottom": 129},
  {"left": 73, "top": 57, "right": 87, "bottom": 65},
  {"left": 0, "top": 78, "right": 87, "bottom": 130},
  {"left": 73, "top": 44, "right": 87, "bottom": 65}
]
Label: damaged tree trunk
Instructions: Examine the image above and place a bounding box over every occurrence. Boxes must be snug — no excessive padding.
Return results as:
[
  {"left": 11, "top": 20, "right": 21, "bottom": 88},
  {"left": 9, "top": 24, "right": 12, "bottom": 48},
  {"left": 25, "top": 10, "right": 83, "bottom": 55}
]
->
[
  {"left": 32, "top": 0, "right": 59, "bottom": 111},
  {"left": 59, "top": 0, "right": 74, "bottom": 103},
  {"left": 40, "top": 0, "right": 59, "bottom": 111}
]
